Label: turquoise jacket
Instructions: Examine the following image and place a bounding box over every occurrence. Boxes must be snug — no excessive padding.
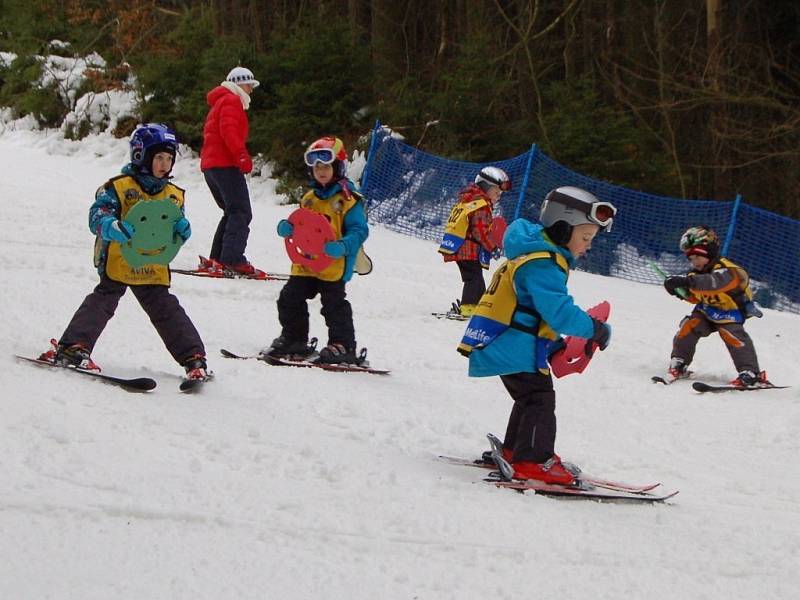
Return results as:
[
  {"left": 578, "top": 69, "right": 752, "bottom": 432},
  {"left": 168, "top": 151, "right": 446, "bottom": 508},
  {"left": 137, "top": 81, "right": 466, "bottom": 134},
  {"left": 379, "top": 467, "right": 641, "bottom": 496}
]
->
[{"left": 467, "top": 219, "right": 596, "bottom": 377}]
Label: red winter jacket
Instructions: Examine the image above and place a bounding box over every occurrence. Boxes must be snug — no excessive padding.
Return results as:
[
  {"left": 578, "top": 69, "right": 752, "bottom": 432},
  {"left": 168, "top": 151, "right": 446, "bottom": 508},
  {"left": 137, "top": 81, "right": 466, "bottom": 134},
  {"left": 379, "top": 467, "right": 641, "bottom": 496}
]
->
[{"left": 200, "top": 86, "right": 251, "bottom": 171}]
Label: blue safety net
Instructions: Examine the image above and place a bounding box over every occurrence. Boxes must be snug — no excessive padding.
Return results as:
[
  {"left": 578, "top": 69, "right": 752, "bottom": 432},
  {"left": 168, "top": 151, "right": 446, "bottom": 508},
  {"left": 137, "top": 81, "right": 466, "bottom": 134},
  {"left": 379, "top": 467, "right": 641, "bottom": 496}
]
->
[{"left": 361, "top": 124, "right": 800, "bottom": 314}]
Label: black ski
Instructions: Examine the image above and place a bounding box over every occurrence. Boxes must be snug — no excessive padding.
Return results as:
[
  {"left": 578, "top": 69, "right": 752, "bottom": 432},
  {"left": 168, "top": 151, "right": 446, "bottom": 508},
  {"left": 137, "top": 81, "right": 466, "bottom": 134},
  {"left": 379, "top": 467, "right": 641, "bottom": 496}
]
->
[
  {"left": 179, "top": 377, "right": 207, "bottom": 393},
  {"left": 692, "top": 381, "right": 788, "bottom": 393},
  {"left": 15, "top": 355, "right": 156, "bottom": 392},
  {"left": 652, "top": 372, "right": 692, "bottom": 385},
  {"left": 220, "top": 347, "right": 391, "bottom": 375}
]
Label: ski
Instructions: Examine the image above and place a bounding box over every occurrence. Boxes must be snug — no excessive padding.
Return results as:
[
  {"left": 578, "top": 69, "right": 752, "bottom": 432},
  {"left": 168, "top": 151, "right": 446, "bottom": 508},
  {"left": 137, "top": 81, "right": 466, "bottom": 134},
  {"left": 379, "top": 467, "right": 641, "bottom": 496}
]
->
[
  {"left": 692, "top": 381, "right": 788, "bottom": 393},
  {"left": 171, "top": 268, "right": 289, "bottom": 281},
  {"left": 431, "top": 312, "right": 468, "bottom": 321},
  {"left": 652, "top": 372, "right": 692, "bottom": 385},
  {"left": 437, "top": 455, "right": 661, "bottom": 494},
  {"left": 486, "top": 478, "right": 678, "bottom": 503},
  {"left": 220, "top": 347, "right": 391, "bottom": 375},
  {"left": 432, "top": 300, "right": 468, "bottom": 321},
  {"left": 15, "top": 355, "right": 157, "bottom": 392}
]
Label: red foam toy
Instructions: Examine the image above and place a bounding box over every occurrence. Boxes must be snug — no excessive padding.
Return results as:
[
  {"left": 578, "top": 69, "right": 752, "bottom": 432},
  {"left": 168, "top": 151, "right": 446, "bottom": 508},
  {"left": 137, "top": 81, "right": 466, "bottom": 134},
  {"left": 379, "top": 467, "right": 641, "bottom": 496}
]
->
[
  {"left": 549, "top": 301, "right": 611, "bottom": 378},
  {"left": 284, "top": 208, "right": 337, "bottom": 273},
  {"left": 490, "top": 215, "right": 508, "bottom": 248}
]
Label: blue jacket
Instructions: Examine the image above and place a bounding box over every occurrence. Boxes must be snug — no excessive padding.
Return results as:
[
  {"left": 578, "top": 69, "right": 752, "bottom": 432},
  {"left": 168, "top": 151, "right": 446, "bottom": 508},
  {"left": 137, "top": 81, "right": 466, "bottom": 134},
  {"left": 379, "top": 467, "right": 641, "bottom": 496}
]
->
[{"left": 468, "top": 219, "right": 596, "bottom": 377}]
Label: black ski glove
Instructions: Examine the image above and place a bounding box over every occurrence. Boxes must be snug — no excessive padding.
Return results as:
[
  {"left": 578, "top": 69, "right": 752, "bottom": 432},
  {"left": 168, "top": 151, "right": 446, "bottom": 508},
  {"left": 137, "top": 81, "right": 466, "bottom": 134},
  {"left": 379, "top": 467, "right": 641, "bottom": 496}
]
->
[
  {"left": 585, "top": 318, "right": 611, "bottom": 356},
  {"left": 664, "top": 275, "right": 690, "bottom": 297}
]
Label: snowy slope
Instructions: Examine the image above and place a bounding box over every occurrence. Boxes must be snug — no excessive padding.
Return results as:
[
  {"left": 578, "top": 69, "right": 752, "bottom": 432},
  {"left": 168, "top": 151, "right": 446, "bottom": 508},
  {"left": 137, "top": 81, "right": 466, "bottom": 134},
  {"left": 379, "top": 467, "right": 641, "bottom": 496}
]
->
[{"left": 1, "top": 128, "right": 799, "bottom": 600}]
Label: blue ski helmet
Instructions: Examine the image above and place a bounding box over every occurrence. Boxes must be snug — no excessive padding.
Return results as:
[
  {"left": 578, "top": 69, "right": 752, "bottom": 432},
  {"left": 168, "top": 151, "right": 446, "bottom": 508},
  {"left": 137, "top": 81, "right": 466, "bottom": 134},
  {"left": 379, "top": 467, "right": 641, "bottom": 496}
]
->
[{"left": 129, "top": 123, "right": 178, "bottom": 175}]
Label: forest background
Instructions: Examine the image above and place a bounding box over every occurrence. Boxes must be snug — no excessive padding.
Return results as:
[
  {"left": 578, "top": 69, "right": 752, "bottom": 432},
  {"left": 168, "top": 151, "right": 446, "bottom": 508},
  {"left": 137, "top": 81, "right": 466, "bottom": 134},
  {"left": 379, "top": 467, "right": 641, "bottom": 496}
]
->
[{"left": 1, "top": 0, "right": 798, "bottom": 218}]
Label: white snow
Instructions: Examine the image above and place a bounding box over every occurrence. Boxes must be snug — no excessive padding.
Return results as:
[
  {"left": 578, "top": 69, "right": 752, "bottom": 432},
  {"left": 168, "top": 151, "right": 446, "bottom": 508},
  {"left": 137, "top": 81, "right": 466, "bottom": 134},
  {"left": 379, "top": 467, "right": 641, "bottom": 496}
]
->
[{"left": 1, "top": 126, "right": 799, "bottom": 600}]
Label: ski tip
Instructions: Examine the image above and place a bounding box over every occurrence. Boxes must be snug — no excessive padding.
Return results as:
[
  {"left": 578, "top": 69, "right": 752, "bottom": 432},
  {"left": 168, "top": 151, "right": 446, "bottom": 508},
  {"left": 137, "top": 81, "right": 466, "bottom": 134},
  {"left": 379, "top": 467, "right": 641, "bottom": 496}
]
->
[
  {"left": 179, "top": 378, "right": 205, "bottom": 393},
  {"left": 128, "top": 378, "right": 158, "bottom": 391},
  {"left": 652, "top": 376, "right": 668, "bottom": 385}
]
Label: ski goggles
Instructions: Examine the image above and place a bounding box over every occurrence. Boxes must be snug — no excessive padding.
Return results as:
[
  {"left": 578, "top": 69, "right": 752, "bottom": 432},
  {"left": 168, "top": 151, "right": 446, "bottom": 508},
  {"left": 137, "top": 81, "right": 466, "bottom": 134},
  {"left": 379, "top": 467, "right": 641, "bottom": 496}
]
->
[
  {"left": 304, "top": 148, "right": 336, "bottom": 167},
  {"left": 480, "top": 174, "right": 512, "bottom": 192},
  {"left": 550, "top": 190, "right": 617, "bottom": 229}
]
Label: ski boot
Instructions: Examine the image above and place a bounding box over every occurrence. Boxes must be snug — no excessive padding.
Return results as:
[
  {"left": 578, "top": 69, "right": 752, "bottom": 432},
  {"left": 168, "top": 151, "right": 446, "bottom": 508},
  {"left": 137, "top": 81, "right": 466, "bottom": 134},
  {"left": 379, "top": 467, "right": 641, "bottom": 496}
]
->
[
  {"left": 665, "top": 357, "right": 691, "bottom": 383},
  {"left": 259, "top": 336, "right": 317, "bottom": 361},
  {"left": 198, "top": 255, "right": 225, "bottom": 276},
  {"left": 511, "top": 454, "right": 577, "bottom": 486},
  {"left": 182, "top": 354, "right": 210, "bottom": 381},
  {"left": 730, "top": 370, "right": 771, "bottom": 389},
  {"left": 315, "top": 342, "right": 360, "bottom": 365},
  {"left": 225, "top": 261, "right": 267, "bottom": 279},
  {"left": 445, "top": 300, "right": 470, "bottom": 321},
  {"left": 40, "top": 339, "right": 100, "bottom": 371}
]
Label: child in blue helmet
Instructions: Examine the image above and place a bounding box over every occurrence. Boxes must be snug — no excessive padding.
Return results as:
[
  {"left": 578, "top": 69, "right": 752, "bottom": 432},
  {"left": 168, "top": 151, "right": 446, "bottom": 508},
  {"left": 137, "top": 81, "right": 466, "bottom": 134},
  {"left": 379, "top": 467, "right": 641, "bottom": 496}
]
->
[
  {"left": 38, "top": 124, "right": 209, "bottom": 380},
  {"left": 264, "top": 136, "right": 370, "bottom": 365},
  {"left": 458, "top": 187, "right": 615, "bottom": 485}
]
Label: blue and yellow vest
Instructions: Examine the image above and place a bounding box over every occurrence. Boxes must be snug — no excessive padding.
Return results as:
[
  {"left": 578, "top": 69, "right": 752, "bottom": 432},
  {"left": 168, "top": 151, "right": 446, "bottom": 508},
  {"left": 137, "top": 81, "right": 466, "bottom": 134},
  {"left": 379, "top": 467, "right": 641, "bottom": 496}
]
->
[
  {"left": 97, "top": 175, "right": 184, "bottom": 286},
  {"left": 438, "top": 198, "right": 490, "bottom": 256},
  {"left": 458, "top": 251, "right": 570, "bottom": 374},
  {"left": 291, "top": 189, "right": 359, "bottom": 282}
]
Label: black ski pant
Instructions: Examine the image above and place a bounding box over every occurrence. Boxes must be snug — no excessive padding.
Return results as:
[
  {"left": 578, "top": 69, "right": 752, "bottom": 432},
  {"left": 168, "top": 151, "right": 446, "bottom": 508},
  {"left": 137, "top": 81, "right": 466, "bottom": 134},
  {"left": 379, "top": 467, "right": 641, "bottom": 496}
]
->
[
  {"left": 203, "top": 167, "right": 252, "bottom": 266},
  {"left": 60, "top": 274, "right": 205, "bottom": 365},
  {"left": 457, "top": 260, "right": 485, "bottom": 305},
  {"left": 672, "top": 309, "right": 759, "bottom": 373},
  {"left": 277, "top": 276, "right": 355, "bottom": 348},
  {"left": 500, "top": 371, "right": 557, "bottom": 463}
]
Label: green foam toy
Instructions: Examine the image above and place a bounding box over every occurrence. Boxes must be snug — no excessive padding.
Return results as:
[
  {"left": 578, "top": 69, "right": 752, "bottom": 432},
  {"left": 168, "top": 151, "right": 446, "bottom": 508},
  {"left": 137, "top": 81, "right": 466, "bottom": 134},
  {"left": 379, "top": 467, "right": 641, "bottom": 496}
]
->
[{"left": 119, "top": 199, "right": 184, "bottom": 268}]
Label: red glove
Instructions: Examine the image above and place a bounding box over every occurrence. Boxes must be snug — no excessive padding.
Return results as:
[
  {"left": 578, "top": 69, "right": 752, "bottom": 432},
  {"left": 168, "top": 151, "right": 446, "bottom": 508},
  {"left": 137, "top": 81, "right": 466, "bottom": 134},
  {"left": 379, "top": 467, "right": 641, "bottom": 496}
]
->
[{"left": 239, "top": 153, "right": 253, "bottom": 174}]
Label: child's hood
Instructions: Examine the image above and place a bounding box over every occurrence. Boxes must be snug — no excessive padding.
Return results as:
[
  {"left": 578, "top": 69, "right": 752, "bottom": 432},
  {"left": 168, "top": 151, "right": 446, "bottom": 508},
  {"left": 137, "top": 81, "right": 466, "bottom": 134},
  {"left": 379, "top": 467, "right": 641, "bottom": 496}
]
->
[
  {"left": 458, "top": 184, "right": 490, "bottom": 205},
  {"left": 503, "top": 218, "right": 574, "bottom": 265},
  {"left": 121, "top": 163, "right": 170, "bottom": 194},
  {"left": 206, "top": 85, "right": 234, "bottom": 107}
]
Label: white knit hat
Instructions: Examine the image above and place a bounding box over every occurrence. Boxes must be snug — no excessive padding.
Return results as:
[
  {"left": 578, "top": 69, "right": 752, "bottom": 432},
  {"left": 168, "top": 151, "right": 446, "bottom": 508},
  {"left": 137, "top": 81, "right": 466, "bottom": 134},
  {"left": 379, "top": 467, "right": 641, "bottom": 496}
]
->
[{"left": 226, "top": 66, "right": 260, "bottom": 88}]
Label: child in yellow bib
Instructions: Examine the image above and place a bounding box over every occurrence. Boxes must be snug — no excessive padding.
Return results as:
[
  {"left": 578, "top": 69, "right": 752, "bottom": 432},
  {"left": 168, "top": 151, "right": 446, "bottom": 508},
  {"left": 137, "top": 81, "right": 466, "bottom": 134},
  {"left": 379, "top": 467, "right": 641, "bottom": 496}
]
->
[
  {"left": 438, "top": 166, "right": 510, "bottom": 317},
  {"left": 38, "top": 124, "right": 208, "bottom": 382},
  {"left": 461, "top": 187, "right": 616, "bottom": 485},
  {"left": 265, "top": 136, "right": 370, "bottom": 366}
]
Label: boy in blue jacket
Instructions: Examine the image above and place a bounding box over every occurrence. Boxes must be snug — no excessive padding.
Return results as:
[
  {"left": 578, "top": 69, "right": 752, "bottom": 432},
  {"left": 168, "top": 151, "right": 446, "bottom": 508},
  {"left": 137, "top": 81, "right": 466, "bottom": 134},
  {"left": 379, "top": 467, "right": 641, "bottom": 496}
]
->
[
  {"left": 264, "top": 136, "right": 369, "bottom": 365},
  {"left": 458, "top": 187, "right": 615, "bottom": 485}
]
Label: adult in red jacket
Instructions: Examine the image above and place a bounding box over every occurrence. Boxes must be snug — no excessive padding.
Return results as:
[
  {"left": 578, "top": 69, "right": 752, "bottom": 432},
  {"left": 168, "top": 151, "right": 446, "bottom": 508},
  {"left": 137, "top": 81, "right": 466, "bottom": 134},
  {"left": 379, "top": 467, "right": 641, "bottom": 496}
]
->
[{"left": 199, "top": 66, "right": 264, "bottom": 277}]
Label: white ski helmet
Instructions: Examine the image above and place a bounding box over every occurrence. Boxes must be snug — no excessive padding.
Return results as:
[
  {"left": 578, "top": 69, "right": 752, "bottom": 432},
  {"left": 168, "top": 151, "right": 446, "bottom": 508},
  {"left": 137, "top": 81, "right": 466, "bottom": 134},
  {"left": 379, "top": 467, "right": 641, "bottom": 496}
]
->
[
  {"left": 475, "top": 166, "right": 512, "bottom": 192},
  {"left": 539, "top": 186, "right": 617, "bottom": 245}
]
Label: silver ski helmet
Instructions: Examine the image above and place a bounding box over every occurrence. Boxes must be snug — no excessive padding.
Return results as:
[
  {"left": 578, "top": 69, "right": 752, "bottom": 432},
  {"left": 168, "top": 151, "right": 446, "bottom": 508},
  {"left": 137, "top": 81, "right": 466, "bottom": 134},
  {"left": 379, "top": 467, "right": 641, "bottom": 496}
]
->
[
  {"left": 475, "top": 166, "right": 512, "bottom": 192},
  {"left": 539, "top": 186, "right": 616, "bottom": 246}
]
